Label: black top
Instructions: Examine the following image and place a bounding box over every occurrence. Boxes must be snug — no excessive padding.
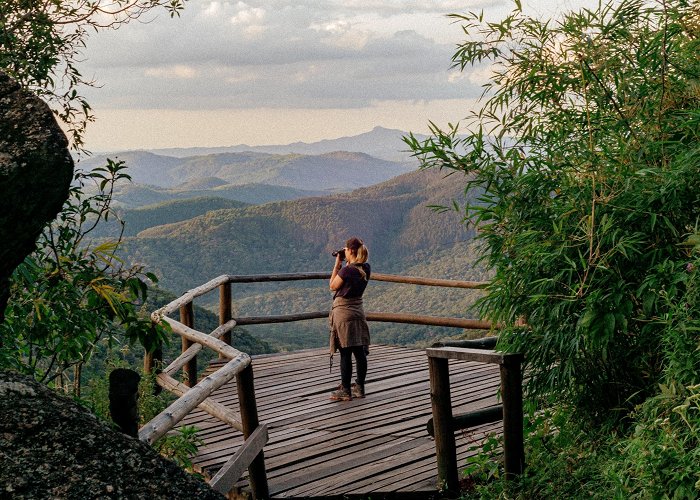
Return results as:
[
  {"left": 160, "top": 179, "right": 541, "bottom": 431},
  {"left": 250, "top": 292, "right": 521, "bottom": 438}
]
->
[{"left": 334, "top": 263, "right": 371, "bottom": 299}]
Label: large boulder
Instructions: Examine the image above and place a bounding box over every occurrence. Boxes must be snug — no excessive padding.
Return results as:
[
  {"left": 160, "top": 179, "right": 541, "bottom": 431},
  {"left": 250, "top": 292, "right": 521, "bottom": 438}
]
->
[
  {"left": 0, "top": 370, "right": 224, "bottom": 499},
  {"left": 0, "top": 71, "right": 74, "bottom": 320}
]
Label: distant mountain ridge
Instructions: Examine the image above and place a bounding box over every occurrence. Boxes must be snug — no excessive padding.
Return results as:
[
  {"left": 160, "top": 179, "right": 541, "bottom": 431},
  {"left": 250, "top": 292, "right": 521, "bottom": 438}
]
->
[
  {"left": 79, "top": 148, "right": 416, "bottom": 192},
  {"left": 146, "top": 126, "right": 426, "bottom": 162}
]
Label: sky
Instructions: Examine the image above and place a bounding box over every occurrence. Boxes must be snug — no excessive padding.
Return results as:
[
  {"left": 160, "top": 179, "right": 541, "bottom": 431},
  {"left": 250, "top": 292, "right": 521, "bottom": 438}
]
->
[{"left": 80, "top": 0, "right": 596, "bottom": 152}]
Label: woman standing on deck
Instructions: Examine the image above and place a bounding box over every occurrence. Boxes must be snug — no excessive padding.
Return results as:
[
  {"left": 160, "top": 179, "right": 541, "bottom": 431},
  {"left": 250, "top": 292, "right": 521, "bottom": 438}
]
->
[{"left": 328, "top": 237, "right": 371, "bottom": 401}]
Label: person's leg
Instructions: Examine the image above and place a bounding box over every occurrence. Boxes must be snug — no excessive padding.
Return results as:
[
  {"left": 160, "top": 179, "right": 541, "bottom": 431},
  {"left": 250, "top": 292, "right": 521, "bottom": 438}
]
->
[
  {"left": 339, "top": 346, "right": 353, "bottom": 390},
  {"left": 352, "top": 346, "right": 367, "bottom": 397},
  {"left": 352, "top": 345, "right": 367, "bottom": 387},
  {"left": 330, "top": 347, "right": 353, "bottom": 401}
]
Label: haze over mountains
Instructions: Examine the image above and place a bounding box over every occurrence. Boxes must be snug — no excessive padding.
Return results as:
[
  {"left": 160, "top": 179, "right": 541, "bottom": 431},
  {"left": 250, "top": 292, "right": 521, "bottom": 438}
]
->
[
  {"left": 80, "top": 150, "right": 416, "bottom": 192},
  {"left": 103, "top": 126, "right": 426, "bottom": 162},
  {"left": 78, "top": 127, "right": 423, "bottom": 211}
]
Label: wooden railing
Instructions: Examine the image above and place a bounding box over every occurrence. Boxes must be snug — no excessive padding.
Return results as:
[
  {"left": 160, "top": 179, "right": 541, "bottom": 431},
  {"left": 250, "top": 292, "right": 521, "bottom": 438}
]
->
[
  {"left": 426, "top": 346, "right": 524, "bottom": 495},
  {"left": 142, "top": 274, "right": 270, "bottom": 499},
  {"left": 142, "top": 271, "right": 500, "bottom": 499}
]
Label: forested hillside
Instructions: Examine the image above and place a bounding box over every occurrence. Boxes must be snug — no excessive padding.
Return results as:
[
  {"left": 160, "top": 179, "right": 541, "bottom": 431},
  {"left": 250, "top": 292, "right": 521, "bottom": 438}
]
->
[
  {"left": 121, "top": 168, "right": 487, "bottom": 350},
  {"left": 127, "top": 169, "right": 476, "bottom": 284},
  {"left": 108, "top": 181, "right": 326, "bottom": 209},
  {"left": 92, "top": 197, "right": 249, "bottom": 238}
]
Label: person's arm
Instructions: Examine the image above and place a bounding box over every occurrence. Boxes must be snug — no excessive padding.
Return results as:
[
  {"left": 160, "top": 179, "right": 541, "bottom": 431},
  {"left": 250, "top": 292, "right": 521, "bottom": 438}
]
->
[{"left": 330, "top": 254, "right": 344, "bottom": 290}]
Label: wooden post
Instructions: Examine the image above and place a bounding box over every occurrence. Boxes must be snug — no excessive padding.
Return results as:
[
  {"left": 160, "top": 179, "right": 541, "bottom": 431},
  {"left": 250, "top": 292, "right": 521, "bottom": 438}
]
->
[
  {"left": 109, "top": 368, "right": 141, "bottom": 437},
  {"left": 236, "top": 363, "right": 269, "bottom": 499},
  {"left": 500, "top": 353, "right": 524, "bottom": 479},
  {"left": 428, "top": 356, "right": 458, "bottom": 494},
  {"left": 180, "top": 302, "right": 197, "bottom": 388},
  {"left": 143, "top": 343, "right": 162, "bottom": 395},
  {"left": 219, "top": 282, "right": 232, "bottom": 359}
]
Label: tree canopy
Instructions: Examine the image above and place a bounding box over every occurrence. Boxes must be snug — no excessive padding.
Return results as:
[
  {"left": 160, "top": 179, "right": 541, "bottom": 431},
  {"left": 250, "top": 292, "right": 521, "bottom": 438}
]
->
[
  {"left": 0, "top": 0, "right": 186, "bottom": 149},
  {"left": 407, "top": 0, "right": 700, "bottom": 420}
]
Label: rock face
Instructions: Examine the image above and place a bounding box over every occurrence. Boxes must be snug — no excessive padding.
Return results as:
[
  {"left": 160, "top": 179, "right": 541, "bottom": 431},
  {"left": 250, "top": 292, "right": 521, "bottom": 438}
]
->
[
  {"left": 0, "top": 71, "right": 74, "bottom": 320},
  {"left": 0, "top": 370, "right": 224, "bottom": 499}
]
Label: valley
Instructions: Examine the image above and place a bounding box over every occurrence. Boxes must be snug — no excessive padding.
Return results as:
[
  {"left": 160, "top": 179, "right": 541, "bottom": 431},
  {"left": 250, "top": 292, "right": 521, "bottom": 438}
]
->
[{"left": 92, "top": 129, "right": 489, "bottom": 352}]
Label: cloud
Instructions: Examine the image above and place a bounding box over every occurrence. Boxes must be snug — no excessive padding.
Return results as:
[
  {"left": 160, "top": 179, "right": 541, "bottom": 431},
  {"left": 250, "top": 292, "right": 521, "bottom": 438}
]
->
[
  {"left": 80, "top": 1, "right": 498, "bottom": 113},
  {"left": 79, "top": 0, "right": 602, "bottom": 149},
  {"left": 85, "top": 1, "right": 472, "bottom": 66},
  {"left": 310, "top": 19, "right": 372, "bottom": 50},
  {"left": 229, "top": 2, "right": 267, "bottom": 36},
  {"left": 230, "top": 2, "right": 266, "bottom": 24},
  {"left": 144, "top": 65, "right": 198, "bottom": 79}
]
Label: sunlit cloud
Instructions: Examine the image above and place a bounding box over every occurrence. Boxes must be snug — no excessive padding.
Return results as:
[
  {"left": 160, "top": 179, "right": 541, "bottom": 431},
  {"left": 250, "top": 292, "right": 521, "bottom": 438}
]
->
[
  {"left": 144, "top": 64, "right": 198, "bottom": 79},
  {"left": 230, "top": 3, "right": 266, "bottom": 24},
  {"left": 79, "top": 0, "right": 601, "bottom": 150},
  {"left": 310, "top": 19, "right": 372, "bottom": 50},
  {"left": 203, "top": 1, "right": 222, "bottom": 16}
]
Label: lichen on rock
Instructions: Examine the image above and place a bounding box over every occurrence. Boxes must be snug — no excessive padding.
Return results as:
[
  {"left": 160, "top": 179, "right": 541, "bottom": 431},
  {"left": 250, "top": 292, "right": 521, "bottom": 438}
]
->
[{"left": 0, "top": 370, "right": 224, "bottom": 499}]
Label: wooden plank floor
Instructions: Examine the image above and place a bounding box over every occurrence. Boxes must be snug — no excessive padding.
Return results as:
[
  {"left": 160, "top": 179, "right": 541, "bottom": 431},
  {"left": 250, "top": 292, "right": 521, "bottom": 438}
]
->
[{"left": 181, "top": 344, "right": 503, "bottom": 499}]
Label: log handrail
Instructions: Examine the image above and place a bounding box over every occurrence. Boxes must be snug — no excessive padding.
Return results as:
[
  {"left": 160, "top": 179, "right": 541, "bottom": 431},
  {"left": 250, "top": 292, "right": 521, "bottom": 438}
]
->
[
  {"left": 139, "top": 310, "right": 268, "bottom": 497},
  {"left": 231, "top": 311, "right": 492, "bottom": 330},
  {"left": 139, "top": 353, "right": 250, "bottom": 444},
  {"left": 151, "top": 272, "right": 489, "bottom": 322}
]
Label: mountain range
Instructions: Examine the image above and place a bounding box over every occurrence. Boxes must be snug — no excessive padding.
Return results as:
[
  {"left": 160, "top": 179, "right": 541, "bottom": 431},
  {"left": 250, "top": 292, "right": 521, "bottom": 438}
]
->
[
  {"left": 134, "top": 126, "right": 426, "bottom": 162},
  {"left": 80, "top": 127, "right": 488, "bottom": 351}
]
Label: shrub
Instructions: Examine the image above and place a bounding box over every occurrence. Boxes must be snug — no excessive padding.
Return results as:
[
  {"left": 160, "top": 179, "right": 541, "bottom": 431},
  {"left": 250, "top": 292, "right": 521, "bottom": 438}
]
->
[{"left": 408, "top": 0, "right": 700, "bottom": 422}]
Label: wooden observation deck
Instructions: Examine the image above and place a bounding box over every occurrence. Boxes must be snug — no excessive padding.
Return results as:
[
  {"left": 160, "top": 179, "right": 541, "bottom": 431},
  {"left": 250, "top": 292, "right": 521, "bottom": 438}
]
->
[
  {"left": 182, "top": 344, "right": 502, "bottom": 498},
  {"left": 142, "top": 272, "right": 522, "bottom": 499}
]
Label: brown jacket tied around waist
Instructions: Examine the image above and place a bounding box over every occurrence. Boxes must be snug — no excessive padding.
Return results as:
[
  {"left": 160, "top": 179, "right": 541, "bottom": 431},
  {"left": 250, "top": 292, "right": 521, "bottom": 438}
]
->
[{"left": 329, "top": 296, "right": 370, "bottom": 355}]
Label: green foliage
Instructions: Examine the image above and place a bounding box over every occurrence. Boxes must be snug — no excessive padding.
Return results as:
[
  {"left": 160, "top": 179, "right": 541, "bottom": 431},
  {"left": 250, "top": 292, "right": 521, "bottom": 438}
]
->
[
  {"left": 462, "top": 433, "right": 503, "bottom": 487},
  {"left": 412, "top": 2, "right": 700, "bottom": 496},
  {"left": 464, "top": 410, "right": 618, "bottom": 499},
  {"left": 154, "top": 425, "right": 204, "bottom": 474},
  {"left": 606, "top": 247, "right": 700, "bottom": 497},
  {"left": 610, "top": 383, "right": 700, "bottom": 498},
  {"left": 469, "top": 383, "right": 700, "bottom": 499},
  {"left": 0, "top": 0, "right": 186, "bottom": 150},
  {"left": 0, "top": 161, "right": 169, "bottom": 393},
  {"left": 408, "top": 0, "right": 700, "bottom": 421}
]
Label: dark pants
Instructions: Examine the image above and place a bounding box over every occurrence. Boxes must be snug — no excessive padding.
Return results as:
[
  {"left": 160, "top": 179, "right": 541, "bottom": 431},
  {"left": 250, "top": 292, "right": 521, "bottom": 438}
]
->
[{"left": 340, "top": 345, "right": 367, "bottom": 390}]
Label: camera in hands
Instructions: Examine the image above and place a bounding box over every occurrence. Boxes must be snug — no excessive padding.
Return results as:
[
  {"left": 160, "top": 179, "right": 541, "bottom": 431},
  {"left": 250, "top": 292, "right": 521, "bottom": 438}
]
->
[{"left": 332, "top": 248, "right": 346, "bottom": 260}]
